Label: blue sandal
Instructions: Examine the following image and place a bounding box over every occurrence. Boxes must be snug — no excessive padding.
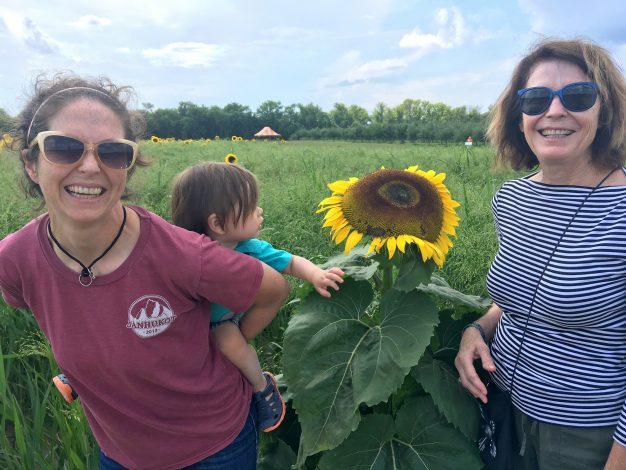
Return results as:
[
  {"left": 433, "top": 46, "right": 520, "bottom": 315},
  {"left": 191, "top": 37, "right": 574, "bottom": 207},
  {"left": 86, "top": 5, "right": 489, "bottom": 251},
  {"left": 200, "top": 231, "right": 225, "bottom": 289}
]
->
[{"left": 253, "top": 372, "right": 285, "bottom": 432}]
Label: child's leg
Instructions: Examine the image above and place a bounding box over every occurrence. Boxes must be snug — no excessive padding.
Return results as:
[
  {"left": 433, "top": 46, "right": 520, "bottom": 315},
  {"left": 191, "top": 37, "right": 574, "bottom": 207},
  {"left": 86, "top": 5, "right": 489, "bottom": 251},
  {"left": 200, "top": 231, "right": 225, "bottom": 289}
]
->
[
  {"left": 211, "top": 321, "right": 286, "bottom": 432},
  {"left": 211, "top": 322, "right": 266, "bottom": 392}
]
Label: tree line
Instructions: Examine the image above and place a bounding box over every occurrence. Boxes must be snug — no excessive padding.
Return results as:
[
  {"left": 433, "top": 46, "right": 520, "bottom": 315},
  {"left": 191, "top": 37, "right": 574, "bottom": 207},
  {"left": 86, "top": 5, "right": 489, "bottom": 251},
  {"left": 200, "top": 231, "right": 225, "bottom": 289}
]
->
[
  {"left": 144, "top": 99, "right": 488, "bottom": 143},
  {"left": 1, "top": 99, "right": 489, "bottom": 143}
]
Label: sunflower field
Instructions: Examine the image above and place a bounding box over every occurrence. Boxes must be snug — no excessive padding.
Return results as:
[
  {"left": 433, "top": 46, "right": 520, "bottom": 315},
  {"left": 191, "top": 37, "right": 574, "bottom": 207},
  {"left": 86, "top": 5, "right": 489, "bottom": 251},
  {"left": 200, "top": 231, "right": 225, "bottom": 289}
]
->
[{"left": 0, "top": 139, "right": 523, "bottom": 469}]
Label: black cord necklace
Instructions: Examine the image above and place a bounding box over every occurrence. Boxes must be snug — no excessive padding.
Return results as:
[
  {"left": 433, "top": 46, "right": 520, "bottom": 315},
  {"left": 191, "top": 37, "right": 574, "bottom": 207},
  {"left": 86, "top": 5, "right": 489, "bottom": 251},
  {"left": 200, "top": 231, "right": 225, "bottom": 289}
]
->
[{"left": 47, "top": 206, "right": 127, "bottom": 287}]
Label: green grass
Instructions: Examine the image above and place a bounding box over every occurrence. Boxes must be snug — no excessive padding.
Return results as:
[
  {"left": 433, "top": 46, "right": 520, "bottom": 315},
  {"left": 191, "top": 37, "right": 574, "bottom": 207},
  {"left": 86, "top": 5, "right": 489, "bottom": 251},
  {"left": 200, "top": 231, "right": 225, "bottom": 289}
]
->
[{"left": 0, "top": 140, "right": 524, "bottom": 468}]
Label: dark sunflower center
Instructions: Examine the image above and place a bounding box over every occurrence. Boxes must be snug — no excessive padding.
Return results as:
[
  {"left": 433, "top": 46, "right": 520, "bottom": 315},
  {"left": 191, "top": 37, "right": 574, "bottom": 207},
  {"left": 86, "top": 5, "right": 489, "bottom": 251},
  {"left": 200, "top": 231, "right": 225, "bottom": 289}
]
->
[
  {"left": 341, "top": 169, "right": 444, "bottom": 242},
  {"left": 377, "top": 181, "right": 420, "bottom": 208}
]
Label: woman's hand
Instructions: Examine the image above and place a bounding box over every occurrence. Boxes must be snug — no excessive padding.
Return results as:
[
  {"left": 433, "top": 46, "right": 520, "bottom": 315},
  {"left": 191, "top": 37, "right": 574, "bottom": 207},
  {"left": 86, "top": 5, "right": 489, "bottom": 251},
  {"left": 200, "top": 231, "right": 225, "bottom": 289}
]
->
[{"left": 454, "top": 303, "right": 502, "bottom": 403}]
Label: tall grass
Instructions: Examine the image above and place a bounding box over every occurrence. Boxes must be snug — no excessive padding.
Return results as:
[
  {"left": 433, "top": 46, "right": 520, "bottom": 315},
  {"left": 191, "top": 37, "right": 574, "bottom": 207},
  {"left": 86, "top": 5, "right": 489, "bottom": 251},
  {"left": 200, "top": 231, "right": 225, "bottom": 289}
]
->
[{"left": 0, "top": 140, "right": 523, "bottom": 467}]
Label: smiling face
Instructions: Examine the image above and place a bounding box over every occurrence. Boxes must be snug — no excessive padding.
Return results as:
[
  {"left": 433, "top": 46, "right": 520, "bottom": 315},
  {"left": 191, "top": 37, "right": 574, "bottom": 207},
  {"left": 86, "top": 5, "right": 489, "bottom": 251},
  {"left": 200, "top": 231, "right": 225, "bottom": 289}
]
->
[
  {"left": 521, "top": 59, "right": 601, "bottom": 168},
  {"left": 23, "top": 97, "right": 128, "bottom": 227}
]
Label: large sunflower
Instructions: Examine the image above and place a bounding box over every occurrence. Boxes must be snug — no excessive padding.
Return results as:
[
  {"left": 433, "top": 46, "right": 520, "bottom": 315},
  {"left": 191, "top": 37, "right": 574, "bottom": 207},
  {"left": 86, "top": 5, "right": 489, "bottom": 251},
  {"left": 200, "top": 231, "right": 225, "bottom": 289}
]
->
[{"left": 317, "top": 166, "right": 460, "bottom": 267}]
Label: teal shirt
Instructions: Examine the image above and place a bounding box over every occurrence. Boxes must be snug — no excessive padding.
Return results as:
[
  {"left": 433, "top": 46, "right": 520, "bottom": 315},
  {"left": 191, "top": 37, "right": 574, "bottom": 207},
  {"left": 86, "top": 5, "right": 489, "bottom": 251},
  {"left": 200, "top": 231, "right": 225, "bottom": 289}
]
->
[{"left": 210, "top": 238, "right": 292, "bottom": 323}]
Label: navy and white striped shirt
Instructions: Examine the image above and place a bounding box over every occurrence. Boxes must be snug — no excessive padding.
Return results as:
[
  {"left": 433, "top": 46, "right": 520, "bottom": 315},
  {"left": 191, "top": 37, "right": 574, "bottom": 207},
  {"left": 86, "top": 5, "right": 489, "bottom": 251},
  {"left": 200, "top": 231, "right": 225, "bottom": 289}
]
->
[{"left": 487, "top": 173, "right": 626, "bottom": 445}]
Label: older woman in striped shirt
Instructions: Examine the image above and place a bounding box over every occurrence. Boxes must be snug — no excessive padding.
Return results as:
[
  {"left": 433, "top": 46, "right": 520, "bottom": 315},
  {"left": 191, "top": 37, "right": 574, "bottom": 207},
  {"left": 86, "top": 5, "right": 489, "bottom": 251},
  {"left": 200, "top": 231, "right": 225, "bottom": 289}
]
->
[{"left": 455, "top": 38, "right": 626, "bottom": 469}]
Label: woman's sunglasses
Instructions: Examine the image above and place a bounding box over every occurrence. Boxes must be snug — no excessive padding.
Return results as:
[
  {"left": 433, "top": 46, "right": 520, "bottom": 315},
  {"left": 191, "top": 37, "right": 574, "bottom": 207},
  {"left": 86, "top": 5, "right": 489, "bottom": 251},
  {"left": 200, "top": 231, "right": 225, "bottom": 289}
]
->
[
  {"left": 28, "top": 131, "right": 138, "bottom": 170},
  {"left": 517, "top": 82, "right": 598, "bottom": 116}
]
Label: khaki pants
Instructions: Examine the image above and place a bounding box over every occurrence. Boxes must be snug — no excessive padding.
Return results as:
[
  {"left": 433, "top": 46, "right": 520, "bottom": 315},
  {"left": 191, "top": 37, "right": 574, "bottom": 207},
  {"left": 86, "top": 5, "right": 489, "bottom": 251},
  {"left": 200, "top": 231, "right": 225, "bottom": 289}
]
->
[{"left": 513, "top": 406, "right": 615, "bottom": 470}]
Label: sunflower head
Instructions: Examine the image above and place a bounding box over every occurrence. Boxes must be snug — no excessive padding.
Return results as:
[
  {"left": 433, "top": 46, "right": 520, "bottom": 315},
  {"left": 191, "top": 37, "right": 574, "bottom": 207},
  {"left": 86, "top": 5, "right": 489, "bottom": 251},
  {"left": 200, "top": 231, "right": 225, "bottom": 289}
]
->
[
  {"left": 150, "top": 135, "right": 161, "bottom": 143},
  {"left": 318, "top": 166, "right": 460, "bottom": 267},
  {"left": 225, "top": 153, "right": 238, "bottom": 164}
]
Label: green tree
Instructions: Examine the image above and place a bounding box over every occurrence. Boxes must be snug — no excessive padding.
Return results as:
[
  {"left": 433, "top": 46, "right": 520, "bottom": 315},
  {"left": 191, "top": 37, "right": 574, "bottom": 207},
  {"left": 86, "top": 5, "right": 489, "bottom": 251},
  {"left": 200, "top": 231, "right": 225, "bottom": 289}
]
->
[
  {"left": 371, "top": 102, "right": 387, "bottom": 124},
  {"left": 256, "top": 100, "right": 284, "bottom": 133},
  {"left": 145, "top": 108, "right": 182, "bottom": 138},
  {"left": 347, "top": 105, "right": 369, "bottom": 126},
  {"left": 223, "top": 102, "right": 257, "bottom": 137},
  {"left": 297, "top": 103, "right": 330, "bottom": 129},
  {"left": 329, "top": 103, "right": 352, "bottom": 128}
]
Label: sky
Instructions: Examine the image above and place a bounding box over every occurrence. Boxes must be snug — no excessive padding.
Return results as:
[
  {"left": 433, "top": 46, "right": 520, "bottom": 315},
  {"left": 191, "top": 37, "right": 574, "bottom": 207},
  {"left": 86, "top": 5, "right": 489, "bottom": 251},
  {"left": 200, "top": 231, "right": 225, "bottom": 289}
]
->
[{"left": 2, "top": 0, "right": 626, "bottom": 116}]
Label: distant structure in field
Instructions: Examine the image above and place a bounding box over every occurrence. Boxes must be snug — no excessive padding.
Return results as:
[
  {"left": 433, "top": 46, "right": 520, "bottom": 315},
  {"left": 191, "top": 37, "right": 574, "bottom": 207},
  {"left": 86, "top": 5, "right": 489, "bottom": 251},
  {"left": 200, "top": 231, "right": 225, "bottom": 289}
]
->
[{"left": 254, "top": 126, "right": 281, "bottom": 139}]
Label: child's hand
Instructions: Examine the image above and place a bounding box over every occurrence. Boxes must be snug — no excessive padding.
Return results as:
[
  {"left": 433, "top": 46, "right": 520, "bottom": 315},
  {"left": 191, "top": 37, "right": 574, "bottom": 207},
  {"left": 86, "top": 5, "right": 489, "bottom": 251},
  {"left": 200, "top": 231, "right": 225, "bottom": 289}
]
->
[{"left": 312, "top": 267, "right": 344, "bottom": 297}]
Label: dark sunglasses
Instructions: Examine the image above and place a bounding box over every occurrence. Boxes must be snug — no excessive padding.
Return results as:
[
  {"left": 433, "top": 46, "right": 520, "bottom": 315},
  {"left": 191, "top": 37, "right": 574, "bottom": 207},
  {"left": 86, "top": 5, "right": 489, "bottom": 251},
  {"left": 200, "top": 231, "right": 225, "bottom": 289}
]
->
[
  {"left": 517, "top": 82, "right": 598, "bottom": 115},
  {"left": 28, "top": 131, "right": 138, "bottom": 170}
]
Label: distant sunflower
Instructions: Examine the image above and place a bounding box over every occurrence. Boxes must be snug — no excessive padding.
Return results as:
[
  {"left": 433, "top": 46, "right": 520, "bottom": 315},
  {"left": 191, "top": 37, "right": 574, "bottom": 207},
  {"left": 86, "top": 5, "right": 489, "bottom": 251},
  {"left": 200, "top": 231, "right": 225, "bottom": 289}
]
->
[
  {"left": 317, "top": 166, "right": 460, "bottom": 267},
  {"left": 225, "top": 153, "right": 238, "bottom": 164},
  {"left": 150, "top": 135, "right": 160, "bottom": 143}
]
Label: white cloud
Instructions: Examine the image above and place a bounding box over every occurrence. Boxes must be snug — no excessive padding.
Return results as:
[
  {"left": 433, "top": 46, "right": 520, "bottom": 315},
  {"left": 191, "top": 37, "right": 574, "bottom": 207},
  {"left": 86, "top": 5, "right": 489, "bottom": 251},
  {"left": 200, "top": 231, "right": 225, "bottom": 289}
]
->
[
  {"left": 319, "top": 8, "right": 480, "bottom": 90},
  {"left": 142, "top": 42, "right": 228, "bottom": 68},
  {"left": 69, "top": 15, "right": 112, "bottom": 30},
  {"left": 346, "top": 56, "right": 408, "bottom": 83},
  {"left": 318, "top": 50, "right": 409, "bottom": 88},
  {"left": 399, "top": 7, "right": 468, "bottom": 50},
  {"left": 0, "top": 10, "right": 58, "bottom": 53}
]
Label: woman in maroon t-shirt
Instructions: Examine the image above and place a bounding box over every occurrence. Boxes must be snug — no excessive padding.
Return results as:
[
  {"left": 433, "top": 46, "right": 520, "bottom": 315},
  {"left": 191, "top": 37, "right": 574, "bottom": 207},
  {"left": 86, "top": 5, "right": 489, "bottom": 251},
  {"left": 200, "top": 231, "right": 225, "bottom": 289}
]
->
[{"left": 0, "top": 73, "right": 289, "bottom": 470}]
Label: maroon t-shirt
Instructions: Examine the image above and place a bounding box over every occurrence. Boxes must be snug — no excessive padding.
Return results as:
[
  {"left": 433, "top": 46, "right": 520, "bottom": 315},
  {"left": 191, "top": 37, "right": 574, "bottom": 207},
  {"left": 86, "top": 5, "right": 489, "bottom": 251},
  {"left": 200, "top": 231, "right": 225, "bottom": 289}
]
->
[{"left": 0, "top": 206, "right": 263, "bottom": 470}]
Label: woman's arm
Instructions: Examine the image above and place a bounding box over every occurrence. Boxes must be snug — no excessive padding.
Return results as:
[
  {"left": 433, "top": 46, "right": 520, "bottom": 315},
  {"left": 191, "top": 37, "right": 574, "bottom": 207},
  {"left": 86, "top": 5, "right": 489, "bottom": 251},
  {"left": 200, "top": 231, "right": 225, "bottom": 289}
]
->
[
  {"left": 454, "top": 302, "right": 502, "bottom": 403},
  {"left": 283, "top": 255, "right": 344, "bottom": 298},
  {"left": 239, "top": 262, "right": 290, "bottom": 341},
  {"left": 604, "top": 441, "right": 626, "bottom": 469}
]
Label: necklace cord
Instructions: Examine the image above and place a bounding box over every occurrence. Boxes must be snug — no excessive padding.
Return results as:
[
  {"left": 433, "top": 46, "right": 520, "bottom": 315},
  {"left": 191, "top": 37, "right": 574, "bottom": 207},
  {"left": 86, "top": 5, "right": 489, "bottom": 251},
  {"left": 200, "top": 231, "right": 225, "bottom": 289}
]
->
[{"left": 47, "top": 206, "right": 127, "bottom": 286}]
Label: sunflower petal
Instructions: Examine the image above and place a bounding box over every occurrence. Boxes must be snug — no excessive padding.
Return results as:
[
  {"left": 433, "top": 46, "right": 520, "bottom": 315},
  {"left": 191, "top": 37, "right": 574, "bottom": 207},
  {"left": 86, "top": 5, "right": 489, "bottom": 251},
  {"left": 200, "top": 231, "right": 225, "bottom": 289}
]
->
[
  {"left": 366, "top": 239, "right": 379, "bottom": 255},
  {"left": 386, "top": 237, "right": 397, "bottom": 259},
  {"left": 396, "top": 235, "right": 408, "bottom": 253},
  {"left": 333, "top": 225, "right": 352, "bottom": 244},
  {"left": 318, "top": 195, "right": 343, "bottom": 206},
  {"left": 344, "top": 230, "right": 364, "bottom": 254}
]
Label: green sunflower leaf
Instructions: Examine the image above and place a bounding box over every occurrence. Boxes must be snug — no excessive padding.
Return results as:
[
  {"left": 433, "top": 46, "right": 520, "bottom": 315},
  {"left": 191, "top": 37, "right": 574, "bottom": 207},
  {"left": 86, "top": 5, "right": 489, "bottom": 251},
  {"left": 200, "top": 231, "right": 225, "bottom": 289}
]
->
[
  {"left": 317, "top": 414, "right": 396, "bottom": 470},
  {"left": 318, "top": 396, "right": 483, "bottom": 470},
  {"left": 411, "top": 349, "right": 480, "bottom": 441},
  {"left": 393, "top": 255, "right": 436, "bottom": 291},
  {"left": 318, "top": 245, "right": 379, "bottom": 281},
  {"left": 417, "top": 274, "right": 491, "bottom": 311},
  {"left": 258, "top": 438, "right": 297, "bottom": 470},
  {"left": 282, "top": 278, "right": 439, "bottom": 462}
]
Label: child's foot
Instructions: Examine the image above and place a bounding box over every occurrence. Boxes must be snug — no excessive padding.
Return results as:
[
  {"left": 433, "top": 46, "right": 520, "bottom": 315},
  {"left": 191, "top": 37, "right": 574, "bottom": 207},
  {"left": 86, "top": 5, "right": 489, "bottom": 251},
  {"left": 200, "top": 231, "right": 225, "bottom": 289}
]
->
[
  {"left": 252, "top": 372, "right": 285, "bottom": 432},
  {"left": 53, "top": 374, "right": 78, "bottom": 403}
]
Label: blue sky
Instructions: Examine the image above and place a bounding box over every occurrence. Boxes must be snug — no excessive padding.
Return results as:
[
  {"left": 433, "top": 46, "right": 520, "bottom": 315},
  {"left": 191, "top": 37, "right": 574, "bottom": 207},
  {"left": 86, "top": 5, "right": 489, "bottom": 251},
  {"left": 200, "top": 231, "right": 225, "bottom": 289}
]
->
[{"left": 1, "top": 0, "right": 626, "bottom": 115}]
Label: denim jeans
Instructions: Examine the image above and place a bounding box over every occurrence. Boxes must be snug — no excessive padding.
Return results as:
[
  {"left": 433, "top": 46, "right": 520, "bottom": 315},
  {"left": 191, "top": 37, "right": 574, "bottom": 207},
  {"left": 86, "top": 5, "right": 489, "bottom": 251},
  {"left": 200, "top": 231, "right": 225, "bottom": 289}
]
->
[{"left": 99, "top": 401, "right": 258, "bottom": 470}]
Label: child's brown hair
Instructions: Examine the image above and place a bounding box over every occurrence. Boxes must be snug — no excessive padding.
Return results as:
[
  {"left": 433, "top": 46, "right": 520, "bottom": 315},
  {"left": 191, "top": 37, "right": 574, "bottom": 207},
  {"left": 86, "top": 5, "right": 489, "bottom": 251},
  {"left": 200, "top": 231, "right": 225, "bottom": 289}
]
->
[{"left": 171, "top": 162, "right": 259, "bottom": 236}]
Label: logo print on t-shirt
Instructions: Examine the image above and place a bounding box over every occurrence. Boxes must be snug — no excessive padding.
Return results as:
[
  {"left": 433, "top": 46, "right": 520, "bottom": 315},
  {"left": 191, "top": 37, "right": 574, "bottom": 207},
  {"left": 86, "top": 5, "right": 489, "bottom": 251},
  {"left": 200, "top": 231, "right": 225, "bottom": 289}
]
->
[{"left": 126, "top": 295, "right": 177, "bottom": 338}]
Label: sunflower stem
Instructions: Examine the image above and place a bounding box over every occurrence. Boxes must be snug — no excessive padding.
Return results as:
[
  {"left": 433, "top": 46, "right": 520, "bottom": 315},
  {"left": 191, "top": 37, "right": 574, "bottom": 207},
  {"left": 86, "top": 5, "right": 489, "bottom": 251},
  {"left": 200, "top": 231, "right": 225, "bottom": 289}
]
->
[{"left": 381, "top": 265, "right": 394, "bottom": 294}]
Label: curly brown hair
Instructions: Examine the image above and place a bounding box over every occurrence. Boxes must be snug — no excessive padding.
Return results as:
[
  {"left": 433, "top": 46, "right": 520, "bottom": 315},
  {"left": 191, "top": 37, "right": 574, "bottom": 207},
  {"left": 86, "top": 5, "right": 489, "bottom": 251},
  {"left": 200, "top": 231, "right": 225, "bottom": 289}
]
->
[
  {"left": 487, "top": 37, "right": 626, "bottom": 170},
  {"left": 12, "top": 72, "right": 149, "bottom": 199}
]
